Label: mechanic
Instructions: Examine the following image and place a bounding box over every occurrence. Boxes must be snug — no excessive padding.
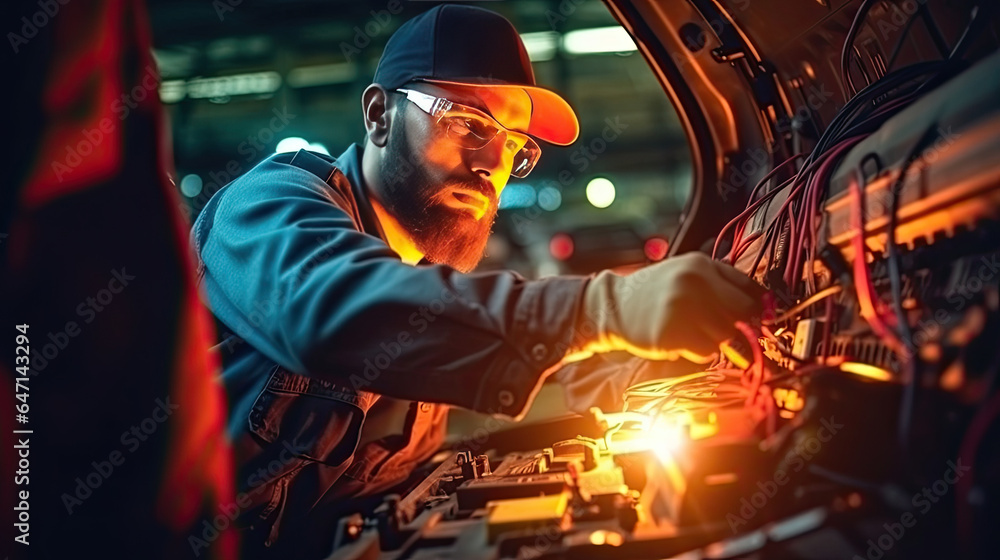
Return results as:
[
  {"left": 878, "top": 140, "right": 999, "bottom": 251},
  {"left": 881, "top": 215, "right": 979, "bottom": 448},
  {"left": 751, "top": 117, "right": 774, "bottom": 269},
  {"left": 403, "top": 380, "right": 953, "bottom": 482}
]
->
[{"left": 191, "top": 4, "right": 763, "bottom": 559}]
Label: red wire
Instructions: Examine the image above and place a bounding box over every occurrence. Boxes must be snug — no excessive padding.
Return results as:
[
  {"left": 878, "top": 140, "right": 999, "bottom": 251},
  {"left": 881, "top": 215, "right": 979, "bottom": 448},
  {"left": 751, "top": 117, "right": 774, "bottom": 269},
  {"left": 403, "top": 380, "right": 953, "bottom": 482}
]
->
[
  {"left": 735, "top": 320, "right": 767, "bottom": 407},
  {"left": 848, "top": 173, "right": 905, "bottom": 355},
  {"left": 712, "top": 154, "right": 807, "bottom": 261},
  {"left": 784, "top": 136, "right": 866, "bottom": 289},
  {"left": 731, "top": 231, "right": 763, "bottom": 262}
]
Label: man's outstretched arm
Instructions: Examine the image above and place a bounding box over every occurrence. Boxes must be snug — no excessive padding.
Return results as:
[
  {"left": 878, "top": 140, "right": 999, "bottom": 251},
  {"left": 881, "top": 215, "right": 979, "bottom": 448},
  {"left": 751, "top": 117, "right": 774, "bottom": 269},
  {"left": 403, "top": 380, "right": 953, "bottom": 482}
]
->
[{"left": 195, "top": 156, "right": 587, "bottom": 419}]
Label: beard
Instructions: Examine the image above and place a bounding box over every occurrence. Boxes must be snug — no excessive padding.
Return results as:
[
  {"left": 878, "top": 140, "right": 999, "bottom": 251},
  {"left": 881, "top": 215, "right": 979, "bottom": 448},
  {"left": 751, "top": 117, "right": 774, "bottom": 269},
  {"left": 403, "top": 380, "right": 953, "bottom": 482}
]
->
[{"left": 378, "top": 119, "right": 499, "bottom": 273}]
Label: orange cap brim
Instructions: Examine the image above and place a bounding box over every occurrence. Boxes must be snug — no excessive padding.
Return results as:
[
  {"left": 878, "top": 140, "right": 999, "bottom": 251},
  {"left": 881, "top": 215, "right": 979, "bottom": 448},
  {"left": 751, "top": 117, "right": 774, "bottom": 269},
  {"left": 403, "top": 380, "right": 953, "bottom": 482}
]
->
[{"left": 420, "top": 79, "right": 580, "bottom": 146}]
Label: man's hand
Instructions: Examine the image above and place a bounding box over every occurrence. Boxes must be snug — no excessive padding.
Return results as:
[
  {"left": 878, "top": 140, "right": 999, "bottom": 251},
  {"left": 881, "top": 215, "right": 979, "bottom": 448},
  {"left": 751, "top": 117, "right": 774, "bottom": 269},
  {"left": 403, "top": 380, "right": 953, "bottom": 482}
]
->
[{"left": 569, "top": 252, "right": 765, "bottom": 363}]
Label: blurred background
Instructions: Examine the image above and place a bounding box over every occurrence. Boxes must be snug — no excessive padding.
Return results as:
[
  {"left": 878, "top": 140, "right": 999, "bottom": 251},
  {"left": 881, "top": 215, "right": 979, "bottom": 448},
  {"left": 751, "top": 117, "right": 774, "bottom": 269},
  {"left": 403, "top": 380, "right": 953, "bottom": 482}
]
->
[{"left": 147, "top": 0, "right": 692, "bottom": 278}]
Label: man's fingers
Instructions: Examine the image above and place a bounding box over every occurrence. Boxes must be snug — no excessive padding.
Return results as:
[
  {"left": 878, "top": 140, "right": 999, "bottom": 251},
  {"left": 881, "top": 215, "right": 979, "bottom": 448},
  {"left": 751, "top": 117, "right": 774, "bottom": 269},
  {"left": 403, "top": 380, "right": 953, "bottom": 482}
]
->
[
  {"left": 664, "top": 318, "right": 728, "bottom": 359},
  {"left": 703, "top": 271, "right": 762, "bottom": 318},
  {"left": 692, "top": 305, "right": 743, "bottom": 351},
  {"left": 709, "top": 259, "right": 767, "bottom": 296},
  {"left": 685, "top": 265, "right": 763, "bottom": 331}
]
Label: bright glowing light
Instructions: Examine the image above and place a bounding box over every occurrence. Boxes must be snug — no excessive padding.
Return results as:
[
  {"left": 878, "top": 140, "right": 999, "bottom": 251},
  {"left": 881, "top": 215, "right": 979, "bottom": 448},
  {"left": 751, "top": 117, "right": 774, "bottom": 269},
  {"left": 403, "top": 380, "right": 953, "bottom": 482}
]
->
[
  {"left": 537, "top": 186, "right": 562, "bottom": 211},
  {"left": 186, "top": 71, "right": 281, "bottom": 99},
  {"left": 586, "top": 177, "right": 616, "bottom": 208},
  {"left": 520, "top": 31, "right": 559, "bottom": 62},
  {"left": 179, "top": 174, "right": 203, "bottom": 197},
  {"left": 159, "top": 80, "right": 186, "bottom": 104},
  {"left": 499, "top": 183, "right": 537, "bottom": 210},
  {"left": 604, "top": 414, "right": 686, "bottom": 463},
  {"left": 308, "top": 142, "right": 330, "bottom": 155},
  {"left": 549, "top": 233, "right": 574, "bottom": 261},
  {"left": 563, "top": 27, "right": 637, "bottom": 55},
  {"left": 646, "top": 417, "right": 684, "bottom": 463},
  {"left": 588, "top": 530, "right": 624, "bottom": 546},
  {"left": 275, "top": 137, "right": 310, "bottom": 154},
  {"left": 644, "top": 237, "right": 669, "bottom": 261},
  {"left": 839, "top": 362, "right": 893, "bottom": 381},
  {"left": 287, "top": 63, "right": 355, "bottom": 88},
  {"left": 772, "top": 388, "right": 804, "bottom": 411}
]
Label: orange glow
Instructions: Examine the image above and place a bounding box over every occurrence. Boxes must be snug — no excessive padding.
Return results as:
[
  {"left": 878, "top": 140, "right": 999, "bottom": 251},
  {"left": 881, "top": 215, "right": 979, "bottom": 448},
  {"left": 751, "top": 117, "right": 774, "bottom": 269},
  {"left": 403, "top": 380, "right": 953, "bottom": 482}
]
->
[
  {"left": 605, "top": 412, "right": 688, "bottom": 463},
  {"left": 647, "top": 418, "right": 684, "bottom": 463},
  {"left": 690, "top": 411, "right": 719, "bottom": 440},
  {"left": 839, "top": 362, "right": 893, "bottom": 381},
  {"left": 803, "top": 61, "right": 816, "bottom": 79},
  {"left": 588, "top": 530, "right": 624, "bottom": 546},
  {"left": 720, "top": 341, "right": 750, "bottom": 370},
  {"left": 704, "top": 472, "right": 738, "bottom": 485},
  {"left": 848, "top": 493, "right": 863, "bottom": 507},
  {"left": 370, "top": 198, "right": 425, "bottom": 265},
  {"left": 772, "top": 388, "right": 804, "bottom": 411}
]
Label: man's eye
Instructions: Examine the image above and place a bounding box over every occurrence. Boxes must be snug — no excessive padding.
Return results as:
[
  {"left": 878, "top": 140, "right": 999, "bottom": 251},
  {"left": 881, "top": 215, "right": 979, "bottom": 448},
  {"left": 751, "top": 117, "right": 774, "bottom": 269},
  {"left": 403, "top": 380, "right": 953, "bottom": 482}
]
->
[
  {"left": 448, "top": 118, "right": 469, "bottom": 134},
  {"left": 464, "top": 119, "right": 494, "bottom": 139},
  {"left": 446, "top": 117, "right": 481, "bottom": 138}
]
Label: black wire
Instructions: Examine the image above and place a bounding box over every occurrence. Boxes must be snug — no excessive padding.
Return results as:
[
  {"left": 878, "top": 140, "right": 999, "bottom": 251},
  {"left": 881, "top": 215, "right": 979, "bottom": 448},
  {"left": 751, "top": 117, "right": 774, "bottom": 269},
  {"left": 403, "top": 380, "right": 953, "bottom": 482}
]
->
[
  {"left": 752, "top": 217, "right": 780, "bottom": 281},
  {"left": 752, "top": 49, "right": 947, "bottom": 293},
  {"left": 818, "top": 61, "right": 947, "bottom": 154},
  {"left": 795, "top": 64, "right": 914, "bottom": 191},
  {"left": 949, "top": 4, "right": 992, "bottom": 61},
  {"left": 857, "top": 152, "right": 884, "bottom": 185},
  {"left": 912, "top": 3, "right": 992, "bottom": 96},
  {"left": 886, "top": 8, "right": 923, "bottom": 72},
  {"left": 890, "top": 124, "right": 942, "bottom": 460},
  {"left": 842, "top": 0, "right": 881, "bottom": 99},
  {"left": 919, "top": 2, "right": 952, "bottom": 59}
]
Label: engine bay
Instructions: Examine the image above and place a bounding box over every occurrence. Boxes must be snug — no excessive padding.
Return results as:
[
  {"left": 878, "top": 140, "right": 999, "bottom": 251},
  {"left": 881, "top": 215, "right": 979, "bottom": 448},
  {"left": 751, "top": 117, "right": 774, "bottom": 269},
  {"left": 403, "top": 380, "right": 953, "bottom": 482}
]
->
[{"left": 327, "top": 34, "right": 1000, "bottom": 560}]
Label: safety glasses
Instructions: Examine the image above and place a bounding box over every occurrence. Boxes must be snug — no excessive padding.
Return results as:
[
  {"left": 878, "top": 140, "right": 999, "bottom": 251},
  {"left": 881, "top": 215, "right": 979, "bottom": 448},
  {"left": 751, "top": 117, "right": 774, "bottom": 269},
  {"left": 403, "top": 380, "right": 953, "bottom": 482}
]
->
[{"left": 394, "top": 88, "right": 541, "bottom": 178}]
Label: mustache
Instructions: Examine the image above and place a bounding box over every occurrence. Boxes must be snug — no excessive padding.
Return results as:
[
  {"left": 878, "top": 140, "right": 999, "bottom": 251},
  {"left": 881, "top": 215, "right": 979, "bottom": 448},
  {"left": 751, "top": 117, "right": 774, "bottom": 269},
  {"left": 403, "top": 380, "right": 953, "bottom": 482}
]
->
[{"left": 454, "top": 178, "right": 498, "bottom": 205}]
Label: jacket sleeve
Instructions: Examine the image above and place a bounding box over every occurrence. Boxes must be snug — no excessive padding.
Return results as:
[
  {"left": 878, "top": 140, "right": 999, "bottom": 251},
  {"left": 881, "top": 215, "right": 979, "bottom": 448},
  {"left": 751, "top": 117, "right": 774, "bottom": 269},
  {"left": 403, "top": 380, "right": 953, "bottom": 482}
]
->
[{"left": 193, "top": 158, "right": 588, "bottom": 419}]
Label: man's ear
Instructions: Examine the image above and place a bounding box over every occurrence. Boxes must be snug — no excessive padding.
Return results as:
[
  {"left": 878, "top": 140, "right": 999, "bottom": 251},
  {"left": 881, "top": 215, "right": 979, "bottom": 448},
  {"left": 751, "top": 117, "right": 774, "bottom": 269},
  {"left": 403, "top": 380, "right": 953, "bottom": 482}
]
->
[{"left": 362, "top": 84, "right": 392, "bottom": 148}]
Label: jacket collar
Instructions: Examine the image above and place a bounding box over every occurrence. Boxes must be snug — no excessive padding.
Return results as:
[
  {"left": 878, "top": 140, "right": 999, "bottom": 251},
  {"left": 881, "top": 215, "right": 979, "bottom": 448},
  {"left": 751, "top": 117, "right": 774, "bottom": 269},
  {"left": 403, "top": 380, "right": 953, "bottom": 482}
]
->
[{"left": 334, "top": 143, "right": 386, "bottom": 241}]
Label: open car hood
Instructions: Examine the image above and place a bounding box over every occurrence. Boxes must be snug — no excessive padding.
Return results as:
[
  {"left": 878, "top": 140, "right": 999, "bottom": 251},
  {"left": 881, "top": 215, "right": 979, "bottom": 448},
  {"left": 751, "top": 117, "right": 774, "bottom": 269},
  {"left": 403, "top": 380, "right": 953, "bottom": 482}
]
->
[{"left": 603, "top": 0, "right": 998, "bottom": 255}]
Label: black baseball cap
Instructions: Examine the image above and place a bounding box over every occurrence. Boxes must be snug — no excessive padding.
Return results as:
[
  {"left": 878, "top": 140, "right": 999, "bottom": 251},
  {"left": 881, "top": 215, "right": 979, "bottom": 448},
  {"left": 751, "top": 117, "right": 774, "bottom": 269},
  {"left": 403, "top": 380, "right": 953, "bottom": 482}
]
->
[{"left": 373, "top": 4, "right": 579, "bottom": 146}]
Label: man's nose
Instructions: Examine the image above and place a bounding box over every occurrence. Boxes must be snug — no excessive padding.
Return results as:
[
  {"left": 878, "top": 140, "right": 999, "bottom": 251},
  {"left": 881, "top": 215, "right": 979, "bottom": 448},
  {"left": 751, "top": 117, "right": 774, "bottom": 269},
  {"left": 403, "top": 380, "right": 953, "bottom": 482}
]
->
[{"left": 467, "top": 132, "right": 509, "bottom": 181}]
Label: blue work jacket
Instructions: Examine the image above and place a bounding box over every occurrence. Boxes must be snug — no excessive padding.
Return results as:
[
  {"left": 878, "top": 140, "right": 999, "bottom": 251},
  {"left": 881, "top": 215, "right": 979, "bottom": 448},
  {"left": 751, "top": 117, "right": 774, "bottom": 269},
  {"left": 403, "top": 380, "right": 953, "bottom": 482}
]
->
[{"left": 190, "top": 144, "right": 587, "bottom": 546}]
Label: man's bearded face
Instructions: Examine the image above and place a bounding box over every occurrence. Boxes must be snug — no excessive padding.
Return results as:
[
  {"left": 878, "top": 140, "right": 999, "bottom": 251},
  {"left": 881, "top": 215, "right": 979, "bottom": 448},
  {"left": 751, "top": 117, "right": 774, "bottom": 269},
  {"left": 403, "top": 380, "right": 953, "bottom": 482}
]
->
[{"left": 378, "top": 102, "right": 500, "bottom": 273}]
